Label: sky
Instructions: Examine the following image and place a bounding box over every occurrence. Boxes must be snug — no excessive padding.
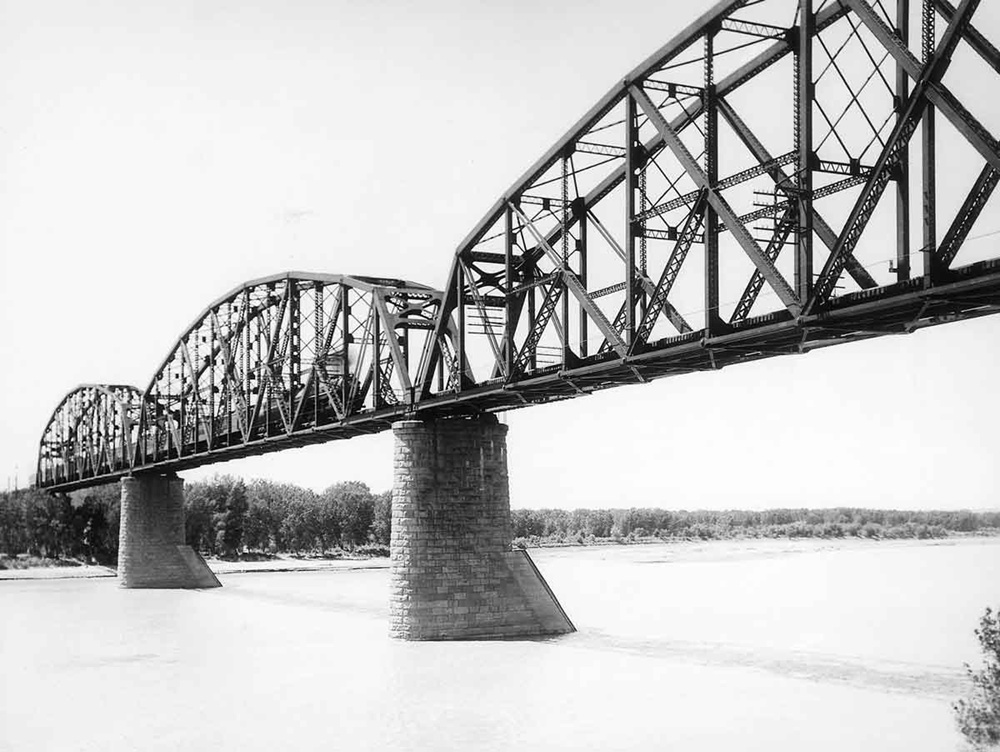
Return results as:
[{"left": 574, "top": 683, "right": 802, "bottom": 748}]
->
[{"left": 2, "top": 0, "right": 999, "bottom": 510}]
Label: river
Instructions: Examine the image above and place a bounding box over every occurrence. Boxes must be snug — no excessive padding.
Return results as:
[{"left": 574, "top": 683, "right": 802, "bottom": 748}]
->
[{"left": 1, "top": 536, "right": 997, "bottom": 751}]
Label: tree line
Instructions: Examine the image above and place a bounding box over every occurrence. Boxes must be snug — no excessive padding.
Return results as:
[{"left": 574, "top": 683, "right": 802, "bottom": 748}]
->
[
  {"left": 183, "top": 477, "right": 391, "bottom": 557},
  {"left": 0, "top": 486, "right": 120, "bottom": 564},
  {"left": 0, "top": 477, "right": 390, "bottom": 565},
  {"left": 1, "top": 480, "right": 999, "bottom": 565},
  {"left": 510, "top": 506, "right": 1000, "bottom": 546}
]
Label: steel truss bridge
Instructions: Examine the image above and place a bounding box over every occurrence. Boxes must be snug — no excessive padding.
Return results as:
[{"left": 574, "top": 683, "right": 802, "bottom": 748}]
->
[{"left": 38, "top": 0, "right": 1000, "bottom": 492}]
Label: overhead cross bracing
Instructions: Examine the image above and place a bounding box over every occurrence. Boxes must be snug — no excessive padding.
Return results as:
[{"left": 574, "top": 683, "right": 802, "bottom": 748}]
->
[{"left": 37, "top": 0, "right": 1000, "bottom": 492}]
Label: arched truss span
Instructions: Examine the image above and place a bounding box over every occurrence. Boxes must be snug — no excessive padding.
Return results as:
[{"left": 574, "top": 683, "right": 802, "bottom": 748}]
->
[
  {"left": 36, "top": 274, "right": 458, "bottom": 490},
  {"left": 37, "top": 0, "right": 1000, "bottom": 491},
  {"left": 137, "top": 273, "right": 456, "bottom": 469},
  {"left": 37, "top": 385, "right": 144, "bottom": 488}
]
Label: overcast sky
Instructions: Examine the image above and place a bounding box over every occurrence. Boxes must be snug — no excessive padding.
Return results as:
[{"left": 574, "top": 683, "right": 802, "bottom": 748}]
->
[{"left": 2, "top": 0, "right": 998, "bottom": 510}]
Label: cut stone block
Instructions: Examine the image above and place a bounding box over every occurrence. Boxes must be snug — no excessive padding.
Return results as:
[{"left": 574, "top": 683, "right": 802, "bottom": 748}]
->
[
  {"left": 389, "top": 415, "right": 574, "bottom": 640},
  {"left": 118, "top": 474, "right": 221, "bottom": 589}
]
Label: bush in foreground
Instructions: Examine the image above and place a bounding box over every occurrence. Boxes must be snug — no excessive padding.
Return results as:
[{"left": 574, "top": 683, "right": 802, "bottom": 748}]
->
[{"left": 955, "top": 607, "right": 1000, "bottom": 749}]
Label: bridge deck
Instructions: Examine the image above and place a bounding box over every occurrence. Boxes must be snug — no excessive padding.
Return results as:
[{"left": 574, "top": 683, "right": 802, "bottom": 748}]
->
[
  {"left": 41, "top": 261, "right": 1000, "bottom": 492},
  {"left": 35, "top": 0, "right": 1000, "bottom": 493}
]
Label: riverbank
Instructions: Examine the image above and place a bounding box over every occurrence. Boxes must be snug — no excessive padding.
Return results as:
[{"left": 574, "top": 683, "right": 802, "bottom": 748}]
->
[
  {"left": 514, "top": 527, "right": 1000, "bottom": 550},
  {"left": 513, "top": 526, "right": 1000, "bottom": 551},
  {"left": 4, "top": 532, "right": 997, "bottom": 580},
  {"left": 0, "top": 552, "right": 390, "bottom": 580}
]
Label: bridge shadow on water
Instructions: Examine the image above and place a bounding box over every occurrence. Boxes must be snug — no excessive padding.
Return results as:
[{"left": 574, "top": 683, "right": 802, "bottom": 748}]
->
[
  {"left": 555, "top": 628, "right": 967, "bottom": 700},
  {"left": 210, "top": 563, "right": 968, "bottom": 699}
]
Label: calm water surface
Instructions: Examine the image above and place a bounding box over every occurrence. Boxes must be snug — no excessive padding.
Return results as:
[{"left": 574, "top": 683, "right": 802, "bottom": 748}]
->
[{"left": 2, "top": 537, "right": 998, "bottom": 751}]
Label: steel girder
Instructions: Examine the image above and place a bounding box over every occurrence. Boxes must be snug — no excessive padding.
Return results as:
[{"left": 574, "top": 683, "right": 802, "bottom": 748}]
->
[
  {"left": 37, "top": 275, "right": 454, "bottom": 491},
  {"left": 37, "top": 385, "right": 144, "bottom": 489},
  {"left": 37, "top": 0, "right": 1000, "bottom": 492},
  {"left": 418, "top": 0, "right": 999, "bottom": 391}
]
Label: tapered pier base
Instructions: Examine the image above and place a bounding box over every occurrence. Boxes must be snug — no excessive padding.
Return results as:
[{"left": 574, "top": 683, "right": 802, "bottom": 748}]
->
[
  {"left": 389, "top": 415, "right": 574, "bottom": 640},
  {"left": 117, "top": 474, "right": 220, "bottom": 589}
]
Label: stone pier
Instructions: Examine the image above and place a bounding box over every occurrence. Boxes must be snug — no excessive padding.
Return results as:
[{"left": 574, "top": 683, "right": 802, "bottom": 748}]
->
[
  {"left": 117, "top": 473, "right": 221, "bottom": 589},
  {"left": 389, "top": 415, "right": 575, "bottom": 640}
]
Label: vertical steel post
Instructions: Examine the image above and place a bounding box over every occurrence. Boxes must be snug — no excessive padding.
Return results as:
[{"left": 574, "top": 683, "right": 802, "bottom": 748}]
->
[
  {"left": 528, "top": 275, "right": 537, "bottom": 371},
  {"left": 194, "top": 334, "right": 203, "bottom": 448},
  {"left": 341, "top": 284, "right": 350, "bottom": 417},
  {"left": 625, "top": 90, "right": 638, "bottom": 345},
  {"left": 264, "top": 300, "right": 273, "bottom": 437},
  {"left": 201, "top": 314, "right": 210, "bottom": 446},
  {"left": 223, "top": 306, "right": 231, "bottom": 442},
  {"left": 796, "top": 1, "right": 814, "bottom": 303},
  {"left": 180, "top": 359, "right": 187, "bottom": 455},
  {"left": 896, "top": 0, "right": 912, "bottom": 280},
  {"left": 561, "top": 155, "right": 571, "bottom": 366},
  {"left": 396, "top": 307, "right": 409, "bottom": 403},
  {"left": 638, "top": 168, "right": 648, "bottom": 323},
  {"left": 922, "top": 0, "right": 937, "bottom": 281},
  {"left": 143, "top": 386, "right": 150, "bottom": 466},
  {"left": 402, "top": 322, "right": 409, "bottom": 377},
  {"left": 504, "top": 203, "right": 515, "bottom": 377},
  {"left": 162, "top": 371, "right": 169, "bottom": 460},
  {"left": 705, "top": 30, "right": 721, "bottom": 333},
  {"left": 244, "top": 288, "right": 251, "bottom": 438},
  {"left": 314, "top": 284, "right": 322, "bottom": 424},
  {"left": 435, "top": 341, "right": 444, "bottom": 392},
  {"left": 177, "top": 358, "right": 186, "bottom": 456},
  {"left": 373, "top": 297, "right": 382, "bottom": 409},
  {"left": 578, "top": 207, "right": 589, "bottom": 357},
  {"left": 288, "top": 282, "right": 300, "bottom": 421},
  {"left": 456, "top": 265, "right": 466, "bottom": 390}
]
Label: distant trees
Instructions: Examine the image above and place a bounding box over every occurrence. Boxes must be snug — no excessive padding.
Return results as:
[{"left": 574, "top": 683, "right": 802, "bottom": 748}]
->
[
  {"left": 4, "top": 485, "right": 1000, "bottom": 564},
  {"left": 0, "top": 485, "right": 120, "bottom": 564},
  {"left": 325, "top": 482, "right": 373, "bottom": 549},
  {"left": 0, "top": 476, "right": 394, "bottom": 564},
  {"left": 0, "top": 493, "right": 28, "bottom": 555},
  {"left": 74, "top": 488, "right": 119, "bottom": 562},
  {"left": 183, "top": 483, "right": 218, "bottom": 555},
  {"left": 247, "top": 479, "right": 310, "bottom": 552},
  {"left": 371, "top": 491, "right": 392, "bottom": 546},
  {"left": 280, "top": 501, "right": 321, "bottom": 554},
  {"left": 955, "top": 607, "right": 1000, "bottom": 749},
  {"left": 182, "top": 476, "right": 388, "bottom": 557},
  {"left": 509, "top": 507, "right": 1000, "bottom": 547},
  {"left": 213, "top": 479, "right": 248, "bottom": 557}
]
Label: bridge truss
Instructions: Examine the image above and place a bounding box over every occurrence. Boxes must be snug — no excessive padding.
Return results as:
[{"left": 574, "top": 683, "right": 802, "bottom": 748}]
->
[{"left": 38, "top": 0, "right": 1000, "bottom": 491}]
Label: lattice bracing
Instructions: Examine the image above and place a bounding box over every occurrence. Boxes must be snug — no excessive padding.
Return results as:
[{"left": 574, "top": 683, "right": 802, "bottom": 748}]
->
[
  {"left": 37, "top": 385, "right": 144, "bottom": 488},
  {"left": 38, "top": 0, "right": 1000, "bottom": 491},
  {"left": 38, "top": 275, "right": 454, "bottom": 489}
]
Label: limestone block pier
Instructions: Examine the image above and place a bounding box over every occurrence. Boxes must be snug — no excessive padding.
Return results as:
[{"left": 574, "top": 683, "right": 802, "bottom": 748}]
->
[
  {"left": 117, "top": 473, "right": 220, "bottom": 589},
  {"left": 389, "top": 415, "right": 575, "bottom": 640}
]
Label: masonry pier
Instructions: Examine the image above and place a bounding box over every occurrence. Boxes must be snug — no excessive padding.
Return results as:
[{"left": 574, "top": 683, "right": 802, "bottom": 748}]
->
[
  {"left": 389, "top": 415, "right": 574, "bottom": 640},
  {"left": 117, "top": 473, "right": 221, "bottom": 589}
]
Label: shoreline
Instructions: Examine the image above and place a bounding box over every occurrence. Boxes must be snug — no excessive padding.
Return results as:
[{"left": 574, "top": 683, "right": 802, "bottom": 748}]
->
[
  {"left": 0, "top": 553, "right": 391, "bottom": 581},
  {"left": 3, "top": 532, "right": 997, "bottom": 581},
  {"left": 516, "top": 528, "right": 1000, "bottom": 545}
]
